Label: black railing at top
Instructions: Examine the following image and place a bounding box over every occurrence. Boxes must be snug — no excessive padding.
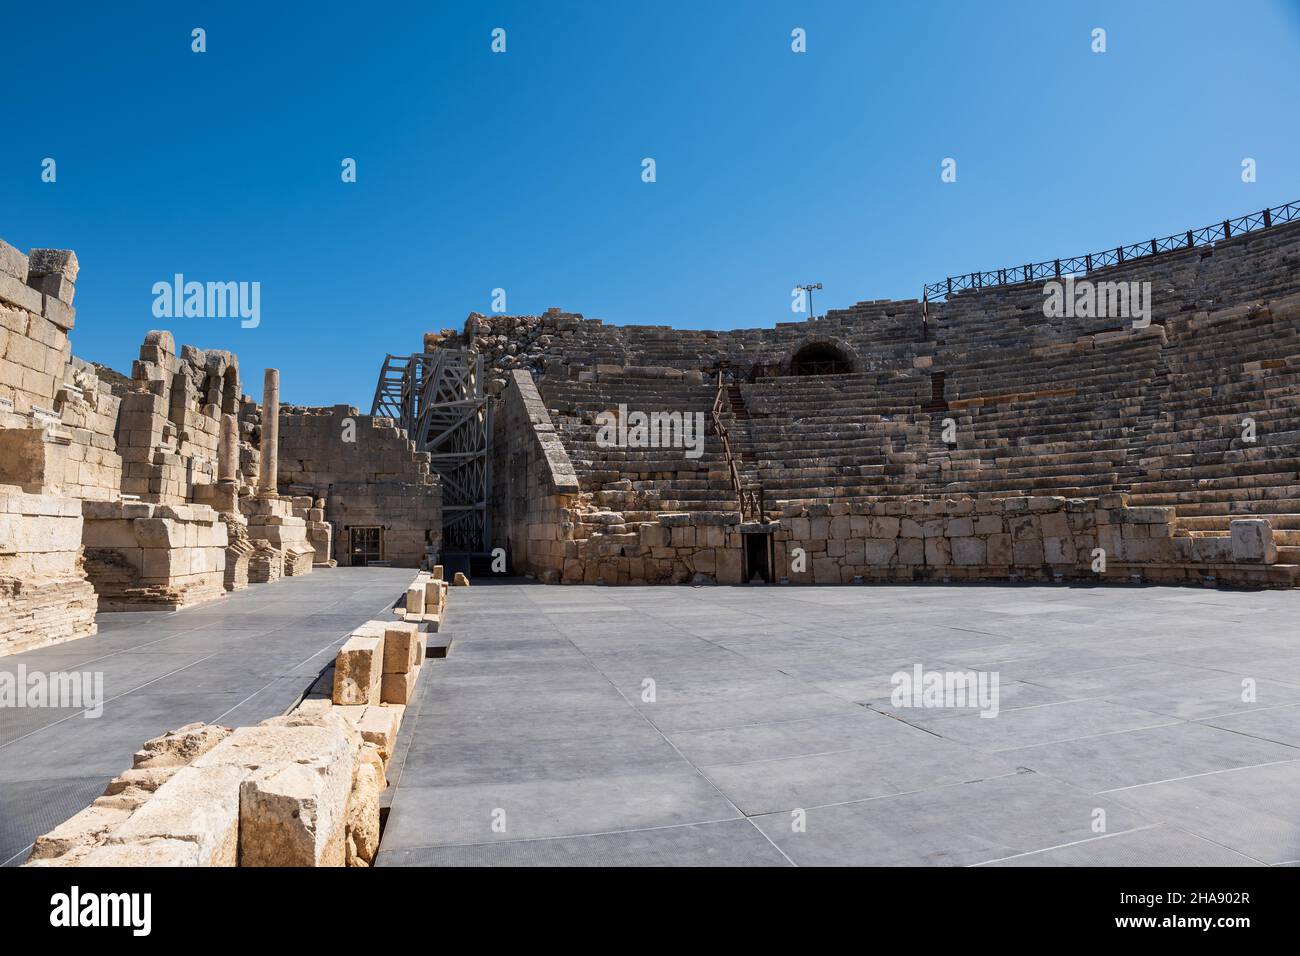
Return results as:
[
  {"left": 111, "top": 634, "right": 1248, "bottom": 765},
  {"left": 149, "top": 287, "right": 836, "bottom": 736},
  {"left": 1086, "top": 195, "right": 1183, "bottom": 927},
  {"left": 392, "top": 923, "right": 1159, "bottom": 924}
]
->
[{"left": 924, "top": 200, "right": 1300, "bottom": 301}]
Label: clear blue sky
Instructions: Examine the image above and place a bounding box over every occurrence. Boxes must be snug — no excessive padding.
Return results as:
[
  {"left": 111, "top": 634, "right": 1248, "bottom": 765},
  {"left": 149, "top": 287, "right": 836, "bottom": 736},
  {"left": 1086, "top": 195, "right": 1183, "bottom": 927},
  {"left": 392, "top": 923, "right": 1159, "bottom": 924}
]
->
[{"left": 4, "top": 0, "right": 1299, "bottom": 407}]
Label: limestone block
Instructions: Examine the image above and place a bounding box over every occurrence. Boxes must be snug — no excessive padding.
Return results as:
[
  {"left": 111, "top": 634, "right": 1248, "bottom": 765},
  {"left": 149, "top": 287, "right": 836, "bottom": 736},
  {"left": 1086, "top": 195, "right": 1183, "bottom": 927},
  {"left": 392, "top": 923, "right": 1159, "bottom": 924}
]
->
[
  {"left": 349, "top": 706, "right": 400, "bottom": 764},
  {"left": 1039, "top": 512, "right": 1071, "bottom": 539},
  {"left": 945, "top": 517, "right": 973, "bottom": 538},
  {"left": 862, "top": 538, "right": 896, "bottom": 566},
  {"left": 104, "top": 766, "right": 180, "bottom": 796},
  {"left": 897, "top": 537, "right": 924, "bottom": 565},
  {"left": 239, "top": 761, "right": 350, "bottom": 867},
  {"left": 951, "top": 536, "right": 986, "bottom": 566},
  {"left": 1126, "top": 506, "right": 1175, "bottom": 525},
  {"left": 986, "top": 533, "right": 1013, "bottom": 565},
  {"left": 1097, "top": 525, "right": 1122, "bottom": 555},
  {"left": 346, "top": 743, "right": 386, "bottom": 867},
  {"left": 1230, "top": 519, "right": 1276, "bottom": 563},
  {"left": 194, "top": 718, "right": 360, "bottom": 775},
  {"left": 406, "top": 584, "right": 424, "bottom": 614},
  {"left": 381, "top": 665, "right": 419, "bottom": 705},
  {"left": 95, "top": 766, "right": 180, "bottom": 810},
  {"left": 452, "top": 571, "right": 469, "bottom": 586},
  {"left": 1043, "top": 536, "right": 1074, "bottom": 565},
  {"left": 133, "top": 722, "right": 233, "bottom": 769},
  {"left": 1012, "top": 535, "right": 1045, "bottom": 566},
  {"left": 332, "top": 630, "right": 385, "bottom": 705},
  {"left": 0, "top": 427, "right": 68, "bottom": 494},
  {"left": 296, "top": 697, "right": 334, "bottom": 717},
  {"left": 75, "top": 838, "right": 204, "bottom": 867},
  {"left": 0, "top": 239, "right": 28, "bottom": 281},
  {"left": 925, "top": 536, "right": 951, "bottom": 567},
  {"left": 107, "top": 764, "right": 247, "bottom": 866},
  {"left": 28, "top": 804, "right": 132, "bottom": 861},
  {"left": 383, "top": 622, "right": 420, "bottom": 674}
]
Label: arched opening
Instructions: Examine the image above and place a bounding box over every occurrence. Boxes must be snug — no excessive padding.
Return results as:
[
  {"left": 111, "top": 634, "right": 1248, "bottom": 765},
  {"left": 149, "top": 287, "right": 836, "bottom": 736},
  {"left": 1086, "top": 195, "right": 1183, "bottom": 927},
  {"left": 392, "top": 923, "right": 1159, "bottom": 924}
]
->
[
  {"left": 221, "top": 370, "right": 239, "bottom": 416},
  {"left": 791, "top": 342, "right": 853, "bottom": 376},
  {"left": 167, "top": 373, "right": 189, "bottom": 434}
]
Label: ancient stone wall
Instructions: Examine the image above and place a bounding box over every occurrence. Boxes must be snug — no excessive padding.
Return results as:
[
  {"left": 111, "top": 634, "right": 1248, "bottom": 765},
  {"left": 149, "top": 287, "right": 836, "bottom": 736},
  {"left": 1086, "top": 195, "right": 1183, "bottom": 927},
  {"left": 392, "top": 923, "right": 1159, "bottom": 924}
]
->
[
  {"left": 489, "top": 370, "right": 580, "bottom": 581},
  {"left": 118, "top": 332, "right": 239, "bottom": 504},
  {"left": 1, "top": 234, "right": 339, "bottom": 651},
  {"left": 278, "top": 405, "right": 442, "bottom": 567},
  {"left": 82, "top": 500, "right": 228, "bottom": 610},
  {"left": 0, "top": 242, "right": 101, "bottom": 649},
  {"left": 450, "top": 213, "right": 1300, "bottom": 589}
]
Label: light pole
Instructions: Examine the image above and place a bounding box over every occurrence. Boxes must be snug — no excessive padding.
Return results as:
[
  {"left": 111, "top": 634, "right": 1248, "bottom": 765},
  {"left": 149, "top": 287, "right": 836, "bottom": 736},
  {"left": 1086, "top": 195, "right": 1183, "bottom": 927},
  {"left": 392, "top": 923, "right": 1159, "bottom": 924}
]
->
[{"left": 796, "top": 282, "right": 823, "bottom": 318}]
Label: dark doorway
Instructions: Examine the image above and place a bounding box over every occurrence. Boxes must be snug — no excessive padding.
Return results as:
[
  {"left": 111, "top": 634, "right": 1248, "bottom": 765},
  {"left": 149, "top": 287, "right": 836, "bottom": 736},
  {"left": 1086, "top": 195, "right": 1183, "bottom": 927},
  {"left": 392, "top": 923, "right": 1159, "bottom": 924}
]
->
[
  {"left": 349, "top": 526, "right": 382, "bottom": 566},
  {"left": 791, "top": 343, "right": 853, "bottom": 375},
  {"left": 743, "top": 533, "right": 772, "bottom": 583}
]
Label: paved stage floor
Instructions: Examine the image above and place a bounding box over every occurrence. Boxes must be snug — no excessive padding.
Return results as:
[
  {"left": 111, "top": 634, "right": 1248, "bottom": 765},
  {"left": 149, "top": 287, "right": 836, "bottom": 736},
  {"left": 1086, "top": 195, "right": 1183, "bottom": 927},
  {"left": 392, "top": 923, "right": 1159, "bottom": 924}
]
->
[
  {"left": 379, "top": 581, "right": 1300, "bottom": 866},
  {"left": 0, "top": 567, "right": 414, "bottom": 866}
]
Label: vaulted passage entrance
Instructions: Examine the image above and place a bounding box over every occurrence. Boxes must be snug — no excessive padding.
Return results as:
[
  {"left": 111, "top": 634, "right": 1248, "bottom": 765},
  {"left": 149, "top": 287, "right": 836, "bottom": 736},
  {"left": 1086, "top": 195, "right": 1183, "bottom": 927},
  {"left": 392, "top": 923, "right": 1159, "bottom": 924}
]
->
[{"left": 791, "top": 342, "right": 853, "bottom": 375}]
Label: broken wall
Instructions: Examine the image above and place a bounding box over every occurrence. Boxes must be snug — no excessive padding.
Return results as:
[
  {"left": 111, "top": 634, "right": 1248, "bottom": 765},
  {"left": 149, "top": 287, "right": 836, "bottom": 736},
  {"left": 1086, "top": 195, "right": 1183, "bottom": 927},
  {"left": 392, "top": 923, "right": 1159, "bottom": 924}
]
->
[{"left": 278, "top": 406, "right": 441, "bottom": 567}]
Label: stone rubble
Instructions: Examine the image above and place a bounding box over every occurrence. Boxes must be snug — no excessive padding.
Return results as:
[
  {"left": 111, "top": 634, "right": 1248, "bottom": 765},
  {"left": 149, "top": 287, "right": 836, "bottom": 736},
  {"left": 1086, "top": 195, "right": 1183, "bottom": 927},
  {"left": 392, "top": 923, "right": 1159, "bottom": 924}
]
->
[{"left": 25, "top": 570, "right": 452, "bottom": 867}]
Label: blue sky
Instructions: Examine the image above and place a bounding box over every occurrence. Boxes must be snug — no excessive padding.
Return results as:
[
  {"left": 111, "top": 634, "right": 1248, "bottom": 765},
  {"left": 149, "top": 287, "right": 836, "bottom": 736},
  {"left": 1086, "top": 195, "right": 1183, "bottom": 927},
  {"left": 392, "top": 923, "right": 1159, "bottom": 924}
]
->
[{"left": 4, "top": 0, "right": 1299, "bottom": 407}]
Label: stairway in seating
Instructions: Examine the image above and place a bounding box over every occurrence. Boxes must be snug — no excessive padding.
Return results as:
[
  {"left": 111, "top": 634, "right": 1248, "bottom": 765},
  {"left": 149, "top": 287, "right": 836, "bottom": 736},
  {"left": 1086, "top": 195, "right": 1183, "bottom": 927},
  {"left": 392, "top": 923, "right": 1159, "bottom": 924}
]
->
[
  {"left": 921, "top": 371, "right": 948, "bottom": 413},
  {"left": 727, "top": 382, "right": 750, "bottom": 419},
  {"left": 719, "top": 379, "right": 765, "bottom": 517},
  {"left": 1115, "top": 351, "right": 1172, "bottom": 489}
]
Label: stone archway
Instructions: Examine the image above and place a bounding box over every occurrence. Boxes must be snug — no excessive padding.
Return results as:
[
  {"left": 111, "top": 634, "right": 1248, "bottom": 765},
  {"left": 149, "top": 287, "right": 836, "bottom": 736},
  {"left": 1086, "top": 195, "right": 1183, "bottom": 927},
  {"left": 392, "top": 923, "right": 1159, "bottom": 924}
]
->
[{"left": 787, "top": 338, "right": 856, "bottom": 376}]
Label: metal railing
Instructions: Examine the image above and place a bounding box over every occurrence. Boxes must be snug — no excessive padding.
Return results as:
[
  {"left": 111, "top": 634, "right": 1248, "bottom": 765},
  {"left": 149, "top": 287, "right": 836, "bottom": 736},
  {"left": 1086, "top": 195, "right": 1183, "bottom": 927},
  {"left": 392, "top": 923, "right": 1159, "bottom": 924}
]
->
[
  {"left": 711, "top": 371, "right": 764, "bottom": 522},
  {"left": 924, "top": 200, "right": 1300, "bottom": 301}
]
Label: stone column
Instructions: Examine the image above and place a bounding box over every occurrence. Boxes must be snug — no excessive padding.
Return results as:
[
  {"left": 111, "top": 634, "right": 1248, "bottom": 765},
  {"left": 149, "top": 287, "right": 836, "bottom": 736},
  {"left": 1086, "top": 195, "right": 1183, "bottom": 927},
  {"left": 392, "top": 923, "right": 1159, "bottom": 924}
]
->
[
  {"left": 218, "top": 413, "right": 239, "bottom": 483},
  {"left": 257, "top": 369, "right": 279, "bottom": 497}
]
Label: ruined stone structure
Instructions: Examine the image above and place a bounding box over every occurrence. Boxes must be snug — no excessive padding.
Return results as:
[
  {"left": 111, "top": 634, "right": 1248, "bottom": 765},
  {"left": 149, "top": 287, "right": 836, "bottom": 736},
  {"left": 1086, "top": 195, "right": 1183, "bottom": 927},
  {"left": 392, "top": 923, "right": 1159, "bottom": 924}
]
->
[
  {"left": 1, "top": 234, "right": 441, "bottom": 656},
  {"left": 27, "top": 567, "right": 451, "bottom": 867},
  {"left": 1, "top": 245, "right": 102, "bottom": 651},
  {"left": 439, "top": 212, "right": 1300, "bottom": 588},
  {"left": 4, "top": 202, "right": 1299, "bottom": 657},
  {"left": 278, "top": 405, "right": 442, "bottom": 567}
]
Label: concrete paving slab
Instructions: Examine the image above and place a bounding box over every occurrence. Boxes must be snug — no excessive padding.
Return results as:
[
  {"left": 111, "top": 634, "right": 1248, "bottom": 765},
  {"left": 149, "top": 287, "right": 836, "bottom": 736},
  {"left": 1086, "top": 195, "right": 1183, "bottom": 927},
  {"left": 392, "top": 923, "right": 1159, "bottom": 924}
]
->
[
  {"left": 978, "top": 824, "right": 1265, "bottom": 866},
  {"left": 750, "top": 771, "right": 1151, "bottom": 867},
  {"left": 379, "top": 581, "right": 1300, "bottom": 867},
  {"left": 377, "top": 819, "right": 791, "bottom": 866}
]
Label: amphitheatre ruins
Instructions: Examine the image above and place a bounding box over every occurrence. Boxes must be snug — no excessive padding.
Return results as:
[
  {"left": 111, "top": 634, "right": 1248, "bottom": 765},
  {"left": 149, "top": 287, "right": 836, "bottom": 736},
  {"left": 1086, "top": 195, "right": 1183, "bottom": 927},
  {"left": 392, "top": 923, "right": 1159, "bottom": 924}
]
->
[
  {"left": 13, "top": 204, "right": 1300, "bottom": 647},
  {"left": 3, "top": 199, "right": 1300, "bottom": 868}
]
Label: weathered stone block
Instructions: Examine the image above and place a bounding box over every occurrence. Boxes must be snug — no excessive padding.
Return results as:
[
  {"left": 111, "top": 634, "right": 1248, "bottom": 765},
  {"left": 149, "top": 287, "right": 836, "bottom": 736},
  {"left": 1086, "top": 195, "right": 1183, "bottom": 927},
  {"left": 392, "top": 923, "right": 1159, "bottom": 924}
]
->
[
  {"left": 333, "top": 630, "right": 384, "bottom": 705},
  {"left": 239, "top": 761, "right": 350, "bottom": 867},
  {"left": 107, "top": 764, "right": 246, "bottom": 866},
  {"left": 28, "top": 804, "right": 131, "bottom": 861},
  {"left": 381, "top": 666, "right": 419, "bottom": 705},
  {"left": 951, "top": 536, "right": 986, "bottom": 566},
  {"left": 133, "top": 722, "right": 232, "bottom": 769},
  {"left": 382, "top": 622, "right": 420, "bottom": 673},
  {"left": 1230, "top": 519, "right": 1276, "bottom": 563},
  {"left": 346, "top": 743, "right": 385, "bottom": 867}
]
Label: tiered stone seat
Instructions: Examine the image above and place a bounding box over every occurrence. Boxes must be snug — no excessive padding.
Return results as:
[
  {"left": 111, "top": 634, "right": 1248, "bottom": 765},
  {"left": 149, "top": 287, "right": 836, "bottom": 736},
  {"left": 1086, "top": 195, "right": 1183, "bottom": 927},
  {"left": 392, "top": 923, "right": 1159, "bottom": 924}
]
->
[
  {"left": 731, "top": 372, "right": 932, "bottom": 505},
  {"left": 931, "top": 218, "right": 1300, "bottom": 351},
  {"left": 538, "top": 369, "right": 739, "bottom": 520},
  {"left": 476, "top": 210, "right": 1300, "bottom": 587},
  {"left": 936, "top": 329, "right": 1165, "bottom": 497},
  {"left": 1122, "top": 297, "right": 1300, "bottom": 560}
]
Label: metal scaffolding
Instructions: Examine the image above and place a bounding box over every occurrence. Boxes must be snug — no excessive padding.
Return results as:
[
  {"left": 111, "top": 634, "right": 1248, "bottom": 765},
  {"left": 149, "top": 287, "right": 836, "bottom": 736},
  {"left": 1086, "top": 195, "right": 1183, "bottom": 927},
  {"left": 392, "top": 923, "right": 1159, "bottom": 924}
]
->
[{"left": 371, "top": 349, "right": 491, "bottom": 554}]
